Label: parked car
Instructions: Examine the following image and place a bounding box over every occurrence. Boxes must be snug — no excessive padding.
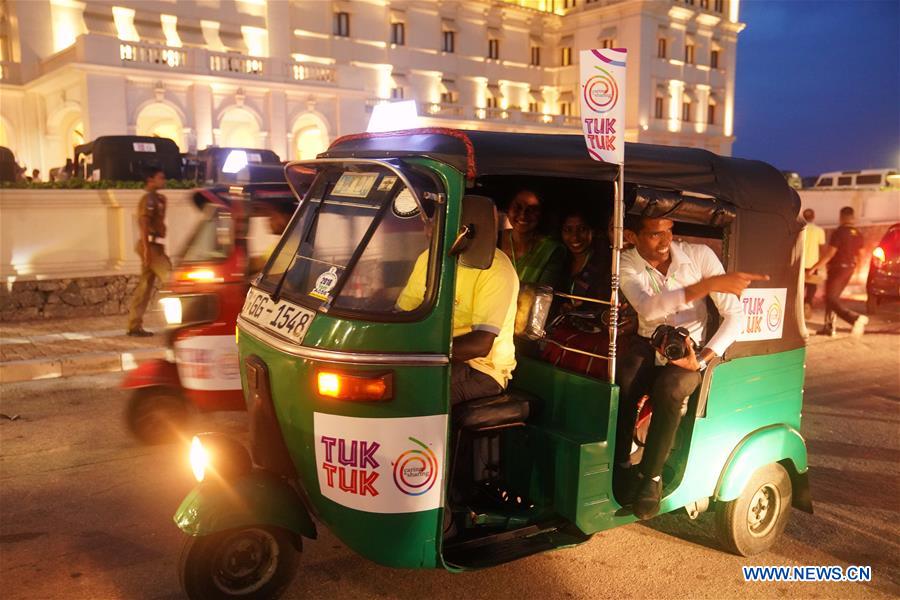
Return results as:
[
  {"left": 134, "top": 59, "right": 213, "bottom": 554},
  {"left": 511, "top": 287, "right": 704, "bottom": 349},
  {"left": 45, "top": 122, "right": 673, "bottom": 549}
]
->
[
  {"left": 0, "top": 146, "right": 16, "bottom": 182},
  {"left": 813, "top": 169, "right": 899, "bottom": 191},
  {"left": 74, "top": 135, "right": 183, "bottom": 181},
  {"left": 867, "top": 223, "right": 900, "bottom": 314},
  {"left": 193, "top": 146, "right": 281, "bottom": 185}
]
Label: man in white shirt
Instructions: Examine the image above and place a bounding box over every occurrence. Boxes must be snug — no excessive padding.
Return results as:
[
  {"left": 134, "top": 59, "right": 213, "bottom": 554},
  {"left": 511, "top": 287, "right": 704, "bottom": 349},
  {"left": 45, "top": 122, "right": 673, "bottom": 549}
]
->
[{"left": 616, "top": 215, "right": 768, "bottom": 520}]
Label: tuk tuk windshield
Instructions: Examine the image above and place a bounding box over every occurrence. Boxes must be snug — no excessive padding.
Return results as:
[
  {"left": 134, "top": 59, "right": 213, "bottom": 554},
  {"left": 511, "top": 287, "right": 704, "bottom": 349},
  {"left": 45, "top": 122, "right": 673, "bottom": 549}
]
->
[
  {"left": 258, "top": 163, "right": 439, "bottom": 318},
  {"left": 179, "top": 205, "right": 233, "bottom": 263}
]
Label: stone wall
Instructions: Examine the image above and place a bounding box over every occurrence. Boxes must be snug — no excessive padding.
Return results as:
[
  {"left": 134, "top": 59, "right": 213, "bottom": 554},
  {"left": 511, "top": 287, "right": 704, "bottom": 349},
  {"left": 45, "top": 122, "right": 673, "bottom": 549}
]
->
[
  {"left": 1, "top": 188, "right": 203, "bottom": 281},
  {"left": 0, "top": 275, "right": 141, "bottom": 321}
]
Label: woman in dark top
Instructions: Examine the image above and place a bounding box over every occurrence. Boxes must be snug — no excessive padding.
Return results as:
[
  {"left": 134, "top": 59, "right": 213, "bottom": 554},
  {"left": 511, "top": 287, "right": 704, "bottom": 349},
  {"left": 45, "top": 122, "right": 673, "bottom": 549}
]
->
[{"left": 559, "top": 210, "right": 611, "bottom": 311}]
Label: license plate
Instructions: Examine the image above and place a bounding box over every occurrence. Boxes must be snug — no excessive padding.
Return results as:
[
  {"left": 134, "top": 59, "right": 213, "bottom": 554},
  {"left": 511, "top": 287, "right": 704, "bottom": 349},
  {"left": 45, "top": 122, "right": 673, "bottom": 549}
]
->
[{"left": 240, "top": 288, "right": 316, "bottom": 343}]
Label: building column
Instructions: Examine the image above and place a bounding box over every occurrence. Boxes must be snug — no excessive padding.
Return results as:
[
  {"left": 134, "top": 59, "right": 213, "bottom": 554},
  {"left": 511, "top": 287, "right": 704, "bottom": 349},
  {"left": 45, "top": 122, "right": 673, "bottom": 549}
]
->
[
  {"left": 8, "top": 0, "right": 54, "bottom": 81},
  {"left": 83, "top": 73, "right": 128, "bottom": 139},
  {"left": 266, "top": 0, "right": 291, "bottom": 61},
  {"left": 191, "top": 83, "right": 214, "bottom": 150},
  {"left": 721, "top": 34, "right": 739, "bottom": 155},
  {"left": 266, "top": 90, "right": 287, "bottom": 158}
]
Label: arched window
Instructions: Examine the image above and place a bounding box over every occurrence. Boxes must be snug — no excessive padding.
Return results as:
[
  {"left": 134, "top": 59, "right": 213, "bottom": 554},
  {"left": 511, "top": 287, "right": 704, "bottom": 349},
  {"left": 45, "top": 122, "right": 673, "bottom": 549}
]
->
[
  {"left": 290, "top": 113, "right": 329, "bottom": 160},
  {"left": 218, "top": 107, "right": 261, "bottom": 148},
  {"left": 136, "top": 103, "right": 186, "bottom": 151}
]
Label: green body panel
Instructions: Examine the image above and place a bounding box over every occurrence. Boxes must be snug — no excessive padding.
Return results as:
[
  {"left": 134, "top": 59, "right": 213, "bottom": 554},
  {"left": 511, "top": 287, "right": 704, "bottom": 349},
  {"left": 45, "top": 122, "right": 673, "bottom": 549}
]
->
[
  {"left": 174, "top": 469, "right": 316, "bottom": 538},
  {"left": 234, "top": 160, "right": 464, "bottom": 569},
  {"left": 655, "top": 347, "right": 808, "bottom": 511},
  {"left": 715, "top": 425, "right": 808, "bottom": 501},
  {"left": 509, "top": 347, "right": 808, "bottom": 533}
]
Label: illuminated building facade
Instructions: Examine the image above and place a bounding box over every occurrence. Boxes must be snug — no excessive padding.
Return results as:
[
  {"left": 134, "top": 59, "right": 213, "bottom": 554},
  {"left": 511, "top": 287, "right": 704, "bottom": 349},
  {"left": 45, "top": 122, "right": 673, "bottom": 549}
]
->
[{"left": 0, "top": 0, "right": 743, "bottom": 175}]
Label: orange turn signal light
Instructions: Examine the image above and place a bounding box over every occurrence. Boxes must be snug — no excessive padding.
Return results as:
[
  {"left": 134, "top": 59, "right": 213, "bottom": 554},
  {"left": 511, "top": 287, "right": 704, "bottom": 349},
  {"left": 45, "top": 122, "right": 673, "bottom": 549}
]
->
[
  {"left": 182, "top": 269, "right": 222, "bottom": 283},
  {"left": 316, "top": 370, "right": 393, "bottom": 402}
]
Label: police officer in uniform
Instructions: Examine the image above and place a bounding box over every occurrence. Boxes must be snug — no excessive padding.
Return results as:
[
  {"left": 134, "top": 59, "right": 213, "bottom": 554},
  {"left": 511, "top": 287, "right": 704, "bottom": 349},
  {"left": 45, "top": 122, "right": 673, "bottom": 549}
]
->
[
  {"left": 811, "top": 206, "right": 868, "bottom": 337},
  {"left": 127, "top": 166, "right": 171, "bottom": 336}
]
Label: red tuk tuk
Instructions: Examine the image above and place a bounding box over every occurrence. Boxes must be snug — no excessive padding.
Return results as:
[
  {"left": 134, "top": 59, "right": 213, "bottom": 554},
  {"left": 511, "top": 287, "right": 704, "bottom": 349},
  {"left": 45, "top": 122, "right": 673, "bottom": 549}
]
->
[{"left": 122, "top": 180, "right": 302, "bottom": 443}]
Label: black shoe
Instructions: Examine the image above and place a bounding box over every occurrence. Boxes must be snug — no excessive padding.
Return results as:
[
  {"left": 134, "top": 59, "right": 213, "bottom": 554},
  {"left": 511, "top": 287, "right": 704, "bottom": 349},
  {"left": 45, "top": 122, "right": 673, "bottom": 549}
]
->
[
  {"left": 633, "top": 476, "right": 662, "bottom": 520},
  {"left": 613, "top": 465, "right": 642, "bottom": 506},
  {"left": 815, "top": 326, "right": 836, "bottom": 338},
  {"left": 127, "top": 328, "right": 154, "bottom": 337}
]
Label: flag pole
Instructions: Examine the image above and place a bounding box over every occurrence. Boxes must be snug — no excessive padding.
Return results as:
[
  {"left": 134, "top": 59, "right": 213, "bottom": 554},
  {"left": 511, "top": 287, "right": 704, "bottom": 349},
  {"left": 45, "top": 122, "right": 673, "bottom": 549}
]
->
[{"left": 608, "top": 162, "right": 624, "bottom": 383}]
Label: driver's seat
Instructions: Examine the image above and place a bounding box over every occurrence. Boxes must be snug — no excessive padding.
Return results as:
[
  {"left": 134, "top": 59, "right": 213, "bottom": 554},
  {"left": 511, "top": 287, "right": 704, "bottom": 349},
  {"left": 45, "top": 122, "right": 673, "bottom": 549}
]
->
[
  {"left": 453, "top": 390, "right": 534, "bottom": 432},
  {"left": 448, "top": 390, "right": 536, "bottom": 515}
]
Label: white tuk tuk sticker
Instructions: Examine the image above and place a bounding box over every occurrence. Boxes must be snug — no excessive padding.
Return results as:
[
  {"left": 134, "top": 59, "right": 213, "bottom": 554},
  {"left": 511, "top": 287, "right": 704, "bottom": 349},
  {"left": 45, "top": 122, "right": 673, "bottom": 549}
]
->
[
  {"left": 579, "top": 48, "right": 627, "bottom": 165},
  {"left": 173, "top": 335, "right": 241, "bottom": 391},
  {"left": 737, "top": 288, "right": 787, "bottom": 342},
  {"left": 309, "top": 266, "right": 339, "bottom": 300},
  {"left": 313, "top": 412, "right": 447, "bottom": 514}
]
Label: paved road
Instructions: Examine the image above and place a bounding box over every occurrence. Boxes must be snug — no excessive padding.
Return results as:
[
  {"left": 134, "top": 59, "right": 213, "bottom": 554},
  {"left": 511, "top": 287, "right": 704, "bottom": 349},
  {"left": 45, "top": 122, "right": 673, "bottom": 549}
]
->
[{"left": 1, "top": 307, "right": 898, "bottom": 599}]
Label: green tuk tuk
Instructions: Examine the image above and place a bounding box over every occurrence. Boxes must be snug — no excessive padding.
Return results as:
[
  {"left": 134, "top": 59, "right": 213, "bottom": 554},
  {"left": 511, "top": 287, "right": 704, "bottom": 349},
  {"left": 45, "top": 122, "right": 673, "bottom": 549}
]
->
[{"left": 174, "top": 129, "right": 812, "bottom": 598}]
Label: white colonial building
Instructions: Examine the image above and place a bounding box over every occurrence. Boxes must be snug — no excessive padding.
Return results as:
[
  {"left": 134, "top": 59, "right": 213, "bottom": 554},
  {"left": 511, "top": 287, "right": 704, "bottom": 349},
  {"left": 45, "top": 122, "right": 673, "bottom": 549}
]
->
[{"left": 0, "top": 0, "right": 744, "bottom": 176}]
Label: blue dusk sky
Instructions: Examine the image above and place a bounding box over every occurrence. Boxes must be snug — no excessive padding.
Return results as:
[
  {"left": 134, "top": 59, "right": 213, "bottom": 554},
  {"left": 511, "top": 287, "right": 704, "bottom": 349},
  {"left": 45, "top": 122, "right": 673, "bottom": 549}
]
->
[{"left": 732, "top": 0, "right": 900, "bottom": 176}]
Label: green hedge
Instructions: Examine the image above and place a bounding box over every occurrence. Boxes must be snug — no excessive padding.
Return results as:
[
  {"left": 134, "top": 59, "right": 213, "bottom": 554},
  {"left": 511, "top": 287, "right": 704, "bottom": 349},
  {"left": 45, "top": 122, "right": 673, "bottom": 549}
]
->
[{"left": 0, "top": 179, "right": 200, "bottom": 190}]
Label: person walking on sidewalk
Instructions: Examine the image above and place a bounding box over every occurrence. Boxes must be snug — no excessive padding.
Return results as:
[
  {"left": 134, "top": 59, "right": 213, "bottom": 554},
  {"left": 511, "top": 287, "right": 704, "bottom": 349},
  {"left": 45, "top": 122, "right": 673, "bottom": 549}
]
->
[
  {"left": 811, "top": 206, "right": 868, "bottom": 337},
  {"left": 802, "top": 208, "right": 826, "bottom": 319},
  {"left": 127, "top": 166, "right": 171, "bottom": 337}
]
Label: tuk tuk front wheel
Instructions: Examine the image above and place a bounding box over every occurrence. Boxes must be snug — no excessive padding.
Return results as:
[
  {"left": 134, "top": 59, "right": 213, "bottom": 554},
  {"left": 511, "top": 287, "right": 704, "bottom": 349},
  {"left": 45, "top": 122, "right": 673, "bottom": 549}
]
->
[
  {"left": 715, "top": 463, "right": 792, "bottom": 556},
  {"left": 179, "top": 526, "right": 300, "bottom": 600},
  {"left": 125, "top": 386, "right": 188, "bottom": 445}
]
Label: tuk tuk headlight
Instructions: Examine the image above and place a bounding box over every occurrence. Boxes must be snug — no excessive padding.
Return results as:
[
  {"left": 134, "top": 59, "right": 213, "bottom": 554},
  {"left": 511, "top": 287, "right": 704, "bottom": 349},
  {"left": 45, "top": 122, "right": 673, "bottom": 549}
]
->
[
  {"left": 160, "top": 294, "right": 219, "bottom": 328},
  {"left": 189, "top": 434, "right": 252, "bottom": 483},
  {"left": 160, "top": 297, "right": 183, "bottom": 325},
  {"left": 190, "top": 436, "right": 210, "bottom": 482}
]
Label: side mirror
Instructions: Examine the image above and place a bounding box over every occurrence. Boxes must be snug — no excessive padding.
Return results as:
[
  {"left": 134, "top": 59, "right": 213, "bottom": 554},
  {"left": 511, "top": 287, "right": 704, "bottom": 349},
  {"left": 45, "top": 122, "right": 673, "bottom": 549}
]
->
[{"left": 450, "top": 195, "right": 496, "bottom": 270}]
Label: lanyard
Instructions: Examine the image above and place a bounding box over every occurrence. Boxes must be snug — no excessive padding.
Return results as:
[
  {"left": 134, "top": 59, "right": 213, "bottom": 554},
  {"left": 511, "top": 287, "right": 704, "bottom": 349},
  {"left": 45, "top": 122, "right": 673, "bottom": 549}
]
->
[{"left": 646, "top": 266, "right": 677, "bottom": 295}]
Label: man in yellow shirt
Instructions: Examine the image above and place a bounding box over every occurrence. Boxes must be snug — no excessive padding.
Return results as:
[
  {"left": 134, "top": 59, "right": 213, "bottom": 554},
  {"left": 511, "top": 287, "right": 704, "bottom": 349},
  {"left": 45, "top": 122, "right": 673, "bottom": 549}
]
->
[
  {"left": 397, "top": 238, "right": 519, "bottom": 405},
  {"left": 802, "top": 208, "right": 826, "bottom": 318}
]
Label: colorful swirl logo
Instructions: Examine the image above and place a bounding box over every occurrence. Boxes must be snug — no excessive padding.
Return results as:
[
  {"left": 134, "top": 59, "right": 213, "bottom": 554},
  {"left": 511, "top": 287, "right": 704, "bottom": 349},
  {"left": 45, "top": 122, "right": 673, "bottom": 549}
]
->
[
  {"left": 767, "top": 297, "right": 783, "bottom": 331},
  {"left": 583, "top": 67, "right": 619, "bottom": 114},
  {"left": 392, "top": 437, "right": 438, "bottom": 496}
]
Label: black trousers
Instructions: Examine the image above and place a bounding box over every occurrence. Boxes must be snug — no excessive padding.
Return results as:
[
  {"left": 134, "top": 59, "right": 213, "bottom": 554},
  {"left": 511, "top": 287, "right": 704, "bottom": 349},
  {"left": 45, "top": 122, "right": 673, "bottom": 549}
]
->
[
  {"left": 451, "top": 363, "right": 503, "bottom": 405},
  {"left": 804, "top": 282, "right": 818, "bottom": 306},
  {"left": 615, "top": 339, "right": 702, "bottom": 478},
  {"left": 824, "top": 265, "right": 859, "bottom": 326}
]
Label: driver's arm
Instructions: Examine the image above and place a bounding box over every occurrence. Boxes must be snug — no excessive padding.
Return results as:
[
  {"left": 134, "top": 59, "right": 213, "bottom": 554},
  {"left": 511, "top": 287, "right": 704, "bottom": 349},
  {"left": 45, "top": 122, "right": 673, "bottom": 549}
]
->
[{"left": 452, "top": 331, "right": 496, "bottom": 362}]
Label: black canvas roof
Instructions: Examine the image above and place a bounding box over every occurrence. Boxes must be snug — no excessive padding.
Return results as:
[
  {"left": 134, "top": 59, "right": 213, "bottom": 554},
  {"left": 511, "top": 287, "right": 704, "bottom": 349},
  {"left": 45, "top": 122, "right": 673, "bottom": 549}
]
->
[{"left": 323, "top": 128, "right": 799, "bottom": 220}]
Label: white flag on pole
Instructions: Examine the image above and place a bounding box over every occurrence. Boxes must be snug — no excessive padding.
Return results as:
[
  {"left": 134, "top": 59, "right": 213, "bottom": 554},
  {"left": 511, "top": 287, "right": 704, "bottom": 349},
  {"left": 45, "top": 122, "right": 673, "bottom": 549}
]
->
[{"left": 579, "top": 48, "right": 627, "bottom": 165}]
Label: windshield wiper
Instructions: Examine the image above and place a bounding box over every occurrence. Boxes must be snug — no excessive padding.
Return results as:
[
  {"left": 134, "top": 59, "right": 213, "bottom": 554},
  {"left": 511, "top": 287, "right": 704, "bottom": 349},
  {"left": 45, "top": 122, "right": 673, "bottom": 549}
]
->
[
  {"left": 319, "top": 195, "right": 392, "bottom": 313},
  {"left": 271, "top": 192, "right": 328, "bottom": 303}
]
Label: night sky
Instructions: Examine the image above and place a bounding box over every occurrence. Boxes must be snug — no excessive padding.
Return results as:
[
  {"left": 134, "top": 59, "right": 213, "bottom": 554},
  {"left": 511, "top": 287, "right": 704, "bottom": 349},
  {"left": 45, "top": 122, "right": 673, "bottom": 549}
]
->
[{"left": 732, "top": 0, "right": 899, "bottom": 177}]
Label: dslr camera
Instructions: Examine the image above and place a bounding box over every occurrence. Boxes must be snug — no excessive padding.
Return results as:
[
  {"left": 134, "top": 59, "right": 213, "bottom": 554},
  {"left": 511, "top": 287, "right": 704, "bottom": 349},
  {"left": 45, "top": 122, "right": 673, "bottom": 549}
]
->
[{"left": 650, "top": 324, "right": 694, "bottom": 361}]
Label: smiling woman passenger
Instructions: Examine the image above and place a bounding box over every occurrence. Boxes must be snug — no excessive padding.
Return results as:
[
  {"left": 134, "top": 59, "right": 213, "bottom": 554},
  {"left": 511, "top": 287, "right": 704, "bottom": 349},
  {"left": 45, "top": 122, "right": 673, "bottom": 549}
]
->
[
  {"left": 498, "top": 189, "right": 566, "bottom": 288},
  {"left": 560, "top": 209, "right": 612, "bottom": 304}
]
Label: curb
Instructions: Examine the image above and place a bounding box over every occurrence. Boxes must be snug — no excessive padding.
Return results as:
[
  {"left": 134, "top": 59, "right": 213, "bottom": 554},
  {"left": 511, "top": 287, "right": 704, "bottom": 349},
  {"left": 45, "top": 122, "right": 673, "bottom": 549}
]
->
[{"left": 0, "top": 347, "right": 169, "bottom": 384}]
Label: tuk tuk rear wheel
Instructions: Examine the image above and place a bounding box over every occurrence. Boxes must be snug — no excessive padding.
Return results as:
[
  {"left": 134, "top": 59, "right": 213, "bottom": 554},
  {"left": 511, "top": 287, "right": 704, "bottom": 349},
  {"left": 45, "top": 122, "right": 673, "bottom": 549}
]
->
[
  {"left": 125, "top": 386, "right": 188, "bottom": 445},
  {"left": 715, "top": 463, "right": 792, "bottom": 556},
  {"left": 179, "top": 526, "right": 300, "bottom": 600}
]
